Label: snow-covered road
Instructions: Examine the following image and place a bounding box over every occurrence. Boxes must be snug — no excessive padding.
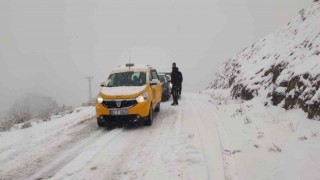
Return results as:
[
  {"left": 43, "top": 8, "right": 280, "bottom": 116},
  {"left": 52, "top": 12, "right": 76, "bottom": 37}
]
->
[
  {"left": 2, "top": 92, "right": 320, "bottom": 180},
  {"left": 0, "top": 93, "right": 231, "bottom": 180}
]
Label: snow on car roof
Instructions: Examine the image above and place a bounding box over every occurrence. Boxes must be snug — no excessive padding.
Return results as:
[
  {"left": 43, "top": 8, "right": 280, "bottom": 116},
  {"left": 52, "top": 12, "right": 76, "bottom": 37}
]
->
[
  {"left": 111, "top": 64, "right": 154, "bottom": 73},
  {"left": 158, "top": 73, "right": 170, "bottom": 76}
]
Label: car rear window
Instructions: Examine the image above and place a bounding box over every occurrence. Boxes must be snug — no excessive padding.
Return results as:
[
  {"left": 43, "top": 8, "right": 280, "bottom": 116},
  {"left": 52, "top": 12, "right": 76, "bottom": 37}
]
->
[{"left": 158, "top": 75, "right": 166, "bottom": 83}]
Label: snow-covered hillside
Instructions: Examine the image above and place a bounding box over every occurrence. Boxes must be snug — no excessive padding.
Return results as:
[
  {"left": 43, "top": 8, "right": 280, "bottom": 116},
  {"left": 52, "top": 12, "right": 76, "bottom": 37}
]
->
[{"left": 207, "top": 1, "right": 320, "bottom": 119}]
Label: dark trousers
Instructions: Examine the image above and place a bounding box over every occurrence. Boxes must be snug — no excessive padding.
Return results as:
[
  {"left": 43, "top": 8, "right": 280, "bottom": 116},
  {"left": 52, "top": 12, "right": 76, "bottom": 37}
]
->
[
  {"left": 177, "top": 84, "right": 182, "bottom": 95},
  {"left": 172, "top": 85, "right": 179, "bottom": 104}
]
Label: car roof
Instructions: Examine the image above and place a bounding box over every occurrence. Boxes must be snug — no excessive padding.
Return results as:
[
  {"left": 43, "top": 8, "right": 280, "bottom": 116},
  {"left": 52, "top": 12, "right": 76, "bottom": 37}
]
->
[
  {"left": 159, "top": 72, "right": 171, "bottom": 75},
  {"left": 158, "top": 66, "right": 172, "bottom": 73},
  {"left": 111, "top": 64, "right": 155, "bottom": 73}
]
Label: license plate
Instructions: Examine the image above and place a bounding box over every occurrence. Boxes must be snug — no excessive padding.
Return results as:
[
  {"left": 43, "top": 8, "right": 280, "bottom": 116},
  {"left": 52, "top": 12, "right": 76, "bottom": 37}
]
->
[{"left": 110, "top": 109, "right": 128, "bottom": 116}]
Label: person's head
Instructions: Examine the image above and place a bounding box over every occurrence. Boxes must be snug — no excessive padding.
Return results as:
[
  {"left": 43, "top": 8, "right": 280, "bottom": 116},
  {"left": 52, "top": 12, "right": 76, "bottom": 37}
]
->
[
  {"left": 133, "top": 75, "right": 138, "bottom": 81},
  {"left": 172, "top": 62, "right": 176, "bottom": 68}
]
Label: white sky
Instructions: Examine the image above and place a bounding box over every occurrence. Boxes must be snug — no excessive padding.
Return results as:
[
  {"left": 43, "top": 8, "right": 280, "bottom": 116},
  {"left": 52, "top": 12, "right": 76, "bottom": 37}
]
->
[{"left": 0, "top": 0, "right": 311, "bottom": 115}]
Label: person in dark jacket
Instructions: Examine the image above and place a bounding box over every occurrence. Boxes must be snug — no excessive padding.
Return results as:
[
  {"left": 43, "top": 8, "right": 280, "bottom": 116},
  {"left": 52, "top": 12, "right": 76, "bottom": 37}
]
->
[
  {"left": 171, "top": 62, "right": 181, "bottom": 106},
  {"left": 176, "top": 68, "right": 183, "bottom": 98}
]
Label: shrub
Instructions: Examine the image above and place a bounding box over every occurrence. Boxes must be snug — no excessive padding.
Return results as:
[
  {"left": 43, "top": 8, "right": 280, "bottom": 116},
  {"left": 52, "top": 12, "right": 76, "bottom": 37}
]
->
[
  {"left": 0, "top": 118, "right": 15, "bottom": 132},
  {"left": 299, "top": 9, "right": 306, "bottom": 21},
  {"left": 21, "top": 122, "right": 32, "bottom": 129}
]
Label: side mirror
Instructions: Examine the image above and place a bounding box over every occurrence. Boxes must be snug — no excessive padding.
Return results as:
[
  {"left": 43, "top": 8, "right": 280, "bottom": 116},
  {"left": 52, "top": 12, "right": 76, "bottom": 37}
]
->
[
  {"left": 150, "top": 79, "right": 159, "bottom": 86},
  {"left": 100, "top": 82, "right": 106, "bottom": 87}
]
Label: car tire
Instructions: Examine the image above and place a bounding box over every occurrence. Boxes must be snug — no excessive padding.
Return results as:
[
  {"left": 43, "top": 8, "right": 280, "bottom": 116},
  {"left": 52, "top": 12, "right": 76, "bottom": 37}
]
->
[
  {"left": 106, "top": 123, "right": 115, "bottom": 130},
  {"left": 145, "top": 104, "right": 153, "bottom": 126},
  {"left": 155, "top": 102, "right": 160, "bottom": 112},
  {"left": 97, "top": 119, "right": 104, "bottom": 127}
]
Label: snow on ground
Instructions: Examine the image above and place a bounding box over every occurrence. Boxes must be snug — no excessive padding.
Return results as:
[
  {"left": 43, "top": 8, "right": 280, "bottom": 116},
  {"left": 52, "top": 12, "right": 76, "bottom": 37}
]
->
[
  {"left": 202, "top": 89, "right": 320, "bottom": 180},
  {"left": 0, "top": 107, "right": 97, "bottom": 179},
  {"left": 0, "top": 93, "right": 228, "bottom": 180},
  {"left": 1, "top": 93, "right": 320, "bottom": 179},
  {"left": 39, "top": 94, "right": 227, "bottom": 180}
]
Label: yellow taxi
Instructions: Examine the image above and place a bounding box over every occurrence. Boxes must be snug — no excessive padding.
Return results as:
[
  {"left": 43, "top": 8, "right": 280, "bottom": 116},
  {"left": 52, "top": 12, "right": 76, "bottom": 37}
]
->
[{"left": 96, "top": 64, "right": 162, "bottom": 128}]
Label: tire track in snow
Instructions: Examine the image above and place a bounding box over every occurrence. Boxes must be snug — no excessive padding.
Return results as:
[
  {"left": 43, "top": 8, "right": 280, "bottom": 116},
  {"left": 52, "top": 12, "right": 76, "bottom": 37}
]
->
[
  {"left": 47, "top": 128, "right": 124, "bottom": 180},
  {"left": 29, "top": 125, "right": 112, "bottom": 180},
  {"left": 120, "top": 104, "right": 178, "bottom": 179},
  {"left": 196, "top": 94, "right": 239, "bottom": 180},
  {"left": 50, "top": 107, "right": 173, "bottom": 180},
  {"left": 117, "top": 94, "right": 227, "bottom": 179},
  {"left": 185, "top": 96, "right": 213, "bottom": 178},
  {"left": 0, "top": 113, "right": 94, "bottom": 162},
  {"left": 182, "top": 95, "right": 224, "bottom": 179},
  {"left": 101, "top": 128, "right": 151, "bottom": 179}
]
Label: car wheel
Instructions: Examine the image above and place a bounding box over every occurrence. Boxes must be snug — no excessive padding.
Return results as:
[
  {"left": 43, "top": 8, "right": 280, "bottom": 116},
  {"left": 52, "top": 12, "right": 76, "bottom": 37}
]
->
[
  {"left": 97, "top": 119, "right": 104, "bottom": 127},
  {"left": 106, "top": 123, "right": 115, "bottom": 130},
  {"left": 145, "top": 104, "right": 153, "bottom": 126},
  {"left": 155, "top": 102, "right": 160, "bottom": 112}
]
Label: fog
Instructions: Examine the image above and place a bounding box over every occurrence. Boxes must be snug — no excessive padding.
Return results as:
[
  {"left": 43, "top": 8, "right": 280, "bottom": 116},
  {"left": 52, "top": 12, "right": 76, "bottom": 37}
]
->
[{"left": 0, "top": 0, "right": 310, "bottom": 116}]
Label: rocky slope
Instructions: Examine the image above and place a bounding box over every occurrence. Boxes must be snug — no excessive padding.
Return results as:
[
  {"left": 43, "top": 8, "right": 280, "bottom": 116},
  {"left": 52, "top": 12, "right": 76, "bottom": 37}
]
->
[{"left": 207, "top": 1, "right": 320, "bottom": 119}]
